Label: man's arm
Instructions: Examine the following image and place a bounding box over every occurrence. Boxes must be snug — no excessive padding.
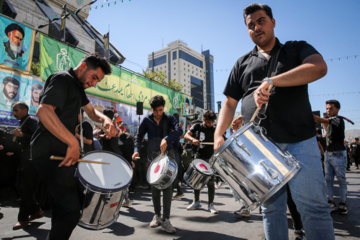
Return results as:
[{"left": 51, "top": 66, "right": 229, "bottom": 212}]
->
[
  {"left": 254, "top": 54, "right": 327, "bottom": 108},
  {"left": 314, "top": 115, "right": 330, "bottom": 124},
  {"left": 82, "top": 103, "right": 116, "bottom": 138},
  {"left": 37, "top": 103, "right": 79, "bottom": 167},
  {"left": 184, "top": 130, "right": 200, "bottom": 146},
  {"left": 214, "top": 96, "right": 238, "bottom": 151}
]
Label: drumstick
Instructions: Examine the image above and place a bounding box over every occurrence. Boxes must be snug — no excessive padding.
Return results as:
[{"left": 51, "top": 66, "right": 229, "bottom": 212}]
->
[
  {"left": 94, "top": 123, "right": 109, "bottom": 134},
  {"left": 250, "top": 85, "right": 274, "bottom": 122},
  {"left": 200, "top": 142, "right": 214, "bottom": 145},
  {"left": 50, "top": 155, "right": 110, "bottom": 165}
]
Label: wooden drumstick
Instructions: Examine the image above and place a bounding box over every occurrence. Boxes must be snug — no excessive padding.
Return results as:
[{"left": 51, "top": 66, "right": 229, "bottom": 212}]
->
[
  {"left": 250, "top": 85, "right": 274, "bottom": 122},
  {"left": 50, "top": 155, "right": 110, "bottom": 165},
  {"left": 94, "top": 123, "right": 109, "bottom": 134},
  {"left": 200, "top": 142, "right": 214, "bottom": 145}
]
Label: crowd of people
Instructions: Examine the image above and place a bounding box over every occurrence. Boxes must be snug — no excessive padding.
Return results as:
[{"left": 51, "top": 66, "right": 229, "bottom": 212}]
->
[{"left": 0, "top": 3, "right": 359, "bottom": 239}]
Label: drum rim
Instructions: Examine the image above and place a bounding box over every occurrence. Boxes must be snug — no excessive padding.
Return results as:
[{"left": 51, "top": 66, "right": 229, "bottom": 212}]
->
[
  {"left": 77, "top": 150, "right": 133, "bottom": 192},
  {"left": 210, "top": 122, "right": 253, "bottom": 165},
  {"left": 147, "top": 155, "right": 171, "bottom": 184},
  {"left": 192, "top": 158, "right": 214, "bottom": 175}
]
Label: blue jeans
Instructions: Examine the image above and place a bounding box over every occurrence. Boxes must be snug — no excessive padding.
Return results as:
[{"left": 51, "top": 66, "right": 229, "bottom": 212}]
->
[
  {"left": 261, "top": 136, "right": 334, "bottom": 240},
  {"left": 325, "top": 150, "right": 347, "bottom": 203}
]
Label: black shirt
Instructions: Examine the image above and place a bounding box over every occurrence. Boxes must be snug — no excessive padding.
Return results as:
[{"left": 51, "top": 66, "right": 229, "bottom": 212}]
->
[
  {"left": 224, "top": 38, "right": 319, "bottom": 143},
  {"left": 190, "top": 123, "right": 215, "bottom": 160},
  {"left": 134, "top": 113, "right": 183, "bottom": 155},
  {"left": 31, "top": 68, "right": 89, "bottom": 159},
  {"left": 326, "top": 116, "right": 345, "bottom": 152},
  {"left": 77, "top": 121, "right": 94, "bottom": 154},
  {"left": 17, "top": 114, "right": 38, "bottom": 152},
  {"left": 350, "top": 142, "right": 360, "bottom": 157}
]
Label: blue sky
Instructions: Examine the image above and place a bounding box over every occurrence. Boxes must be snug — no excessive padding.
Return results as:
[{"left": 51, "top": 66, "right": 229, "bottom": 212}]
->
[{"left": 87, "top": 0, "right": 360, "bottom": 130}]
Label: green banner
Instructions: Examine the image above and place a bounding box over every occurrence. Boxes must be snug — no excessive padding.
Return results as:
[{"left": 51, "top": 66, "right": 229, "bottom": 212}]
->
[{"left": 39, "top": 34, "right": 184, "bottom": 114}]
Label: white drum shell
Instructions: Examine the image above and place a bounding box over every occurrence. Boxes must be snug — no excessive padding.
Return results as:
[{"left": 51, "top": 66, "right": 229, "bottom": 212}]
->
[{"left": 77, "top": 151, "right": 133, "bottom": 230}]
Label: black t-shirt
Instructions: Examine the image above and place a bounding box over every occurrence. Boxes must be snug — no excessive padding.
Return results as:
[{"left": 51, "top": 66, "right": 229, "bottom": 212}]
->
[
  {"left": 224, "top": 39, "right": 319, "bottom": 143},
  {"left": 18, "top": 115, "right": 38, "bottom": 152},
  {"left": 31, "top": 68, "right": 90, "bottom": 159},
  {"left": 326, "top": 116, "right": 345, "bottom": 152},
  {"left": 350, "top": 142, "right": 360, "bottom": 157},
  {"left": 190, "top": 123, "right": 215, "bottom": 160}
]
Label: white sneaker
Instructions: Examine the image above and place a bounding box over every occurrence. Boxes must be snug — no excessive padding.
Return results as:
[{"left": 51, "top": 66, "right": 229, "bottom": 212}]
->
[
  {"left": 161, "top": 219, "right": 176, "bottom": 233},
  {"left": 208, "top": 203, "right": 218, "bottom": 214},
  {"left": 187, "top": 201, "right": 202, "bottom": 210},
  {"left": 234, "top": 206, "right": 250, "bottom": 217},
  {"left": 149, "top": 214, "right": 161, "bottom": 228},
  {"left": 122, "top": 198, "right": 132, "bottom": 207}
]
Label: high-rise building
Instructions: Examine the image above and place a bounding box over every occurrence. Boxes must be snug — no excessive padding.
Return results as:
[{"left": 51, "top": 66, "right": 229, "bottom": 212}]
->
[{"left": 147, "top": 40, "right": 214, "bottom": 110}]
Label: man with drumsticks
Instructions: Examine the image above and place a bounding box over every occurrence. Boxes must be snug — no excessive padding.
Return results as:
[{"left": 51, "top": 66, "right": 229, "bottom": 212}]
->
[
  {"left": 132, "top": 95, "right": 183, "bottom": 234},
  {"left": 214, "top": 3, "right": 334, "bottom": 240},
  {"left": 30, "top": 53, "right": 115, "bottom": 240},
  {"left": 184, "top": 110, "right": 219, "bottom": 214}
]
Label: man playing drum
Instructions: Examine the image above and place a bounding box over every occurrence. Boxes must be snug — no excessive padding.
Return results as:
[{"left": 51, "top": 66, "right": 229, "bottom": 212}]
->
[
  {"left": 214, "top": 3, "right": 334, "bottom": 240},
  {"left": 31, "top": 53, "right": 116, "bottom": 240},
  {"left": 184, "top": 110, "right": 218, "bottom": 214},
  {"left": 132, "top": 95, "right": 183, "bottom": 234}
]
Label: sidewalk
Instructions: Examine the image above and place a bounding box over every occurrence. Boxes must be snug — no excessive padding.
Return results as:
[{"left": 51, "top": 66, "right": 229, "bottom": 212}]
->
[{"left": 1, "top": 166, "right": 359, "bottom": 240}]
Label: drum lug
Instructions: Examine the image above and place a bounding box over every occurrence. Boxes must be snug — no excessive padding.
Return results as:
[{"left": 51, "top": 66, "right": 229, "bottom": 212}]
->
[
  {"left": 241, "top": 181, "right": 260, "bottom": 203},
  {"left": 260, "top": 160, "right": 280, "bottom": 182},
  {"left": 236, "top": 140, "right": 251, "bottom": 156}
]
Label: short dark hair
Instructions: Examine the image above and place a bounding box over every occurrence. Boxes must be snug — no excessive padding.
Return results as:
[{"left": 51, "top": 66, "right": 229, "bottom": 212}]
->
[
  {"left": 243, "top": 3, "right": 273, "bottom": 24},
  {"left": 203, "top": 110, "right": 217, "bottom": 121},
  {"left": 80, "top": 53, "right": 112, "bottom": 75},
  {"left": 103, "top": 108, "right": 114, "bottom": 119},
  {"left": 3, "top": 76, "right": 20, "bottom": 86},
  {"left": 13, "top": 101, "right": 28, "bottom": 111},
  {"left": 150, "top": 95, "right": 165, "bottom": 109},
  {"left": 326, "top": 99, "right": 341, "bottom": 109},
  {"left": 31, "top": 83, "right": 43, "bottom": 91}
]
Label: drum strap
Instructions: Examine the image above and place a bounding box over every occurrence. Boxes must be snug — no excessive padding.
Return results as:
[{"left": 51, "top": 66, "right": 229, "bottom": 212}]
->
[{"left": 163, "top": 115, "right": 168, "bottom": 138}]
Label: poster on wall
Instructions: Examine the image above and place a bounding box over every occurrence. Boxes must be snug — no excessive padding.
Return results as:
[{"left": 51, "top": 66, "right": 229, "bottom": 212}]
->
[
  {"left": 0, "top": 69, "right": 44, "bottom": 126},
  {"left": 183, "top": 96, "right": 192, "bottom": 116},
  {"left": 87, "top": 96, "right": 150, "bottom": 137},
  {"left": 0, "top": 14, "right": 36, "bottom": 73}
]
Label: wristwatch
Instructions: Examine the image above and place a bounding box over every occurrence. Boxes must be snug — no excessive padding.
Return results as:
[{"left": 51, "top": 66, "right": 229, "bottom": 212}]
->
[{"left": 263, "top": 77, "right": 274, "bottom": 86}]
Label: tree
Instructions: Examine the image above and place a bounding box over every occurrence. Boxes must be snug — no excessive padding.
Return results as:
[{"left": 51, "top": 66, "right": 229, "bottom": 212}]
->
[
  {"left": 30, "top": 61, "right": 40, "bottom": 76},
  {"left": 142, "top": 69, "right": 183, "bottom": 92}
]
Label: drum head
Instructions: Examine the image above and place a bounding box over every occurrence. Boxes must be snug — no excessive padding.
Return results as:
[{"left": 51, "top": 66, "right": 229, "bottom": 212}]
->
[
  {"left": 148, "top": 156, "right": 169, "bottom": 184},
  {"left": 193, "top": 159, "right": 213, "bottom": 175},
  {"left": 78, "top": 151, "right": 133, "bottom": 192}
]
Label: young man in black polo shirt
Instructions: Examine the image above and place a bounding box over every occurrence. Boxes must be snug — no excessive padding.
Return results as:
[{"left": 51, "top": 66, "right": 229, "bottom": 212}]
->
[
  {"left": 132, "top": 95, "right": 183, "bottom": 234},
  {"left": 184, "top": 110, "right": 218, "bottom": 214},
  {"left": 315, "top": 100, "right": 348, "bottom": 214},
  {"left": 31, "top": 53, "right": 115, "bottom": 240},
  {"left": 214, "top": 3, "right": 334, "bottom": 240}
]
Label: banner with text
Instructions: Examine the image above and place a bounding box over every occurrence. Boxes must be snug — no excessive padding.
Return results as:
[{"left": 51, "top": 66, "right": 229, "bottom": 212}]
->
[{"left": 40, "top": 33, "right": 186, "bottom": 114}]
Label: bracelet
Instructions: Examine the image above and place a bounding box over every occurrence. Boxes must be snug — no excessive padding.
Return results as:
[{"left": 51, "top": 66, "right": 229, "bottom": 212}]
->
[{"left": 263, "top": 77, "right": 274, "bottom": 86}]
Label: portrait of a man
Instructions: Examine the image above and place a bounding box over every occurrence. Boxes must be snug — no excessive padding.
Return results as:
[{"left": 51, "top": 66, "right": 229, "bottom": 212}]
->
[
  {"left": 3, "top": 23, "right": 26, "bottom": 60},
  {"left": 0, "top": 76, "right": 20, "bottom": 111},
  {"left": 29, "top": 82, "right": 43, "bottom": 114}
]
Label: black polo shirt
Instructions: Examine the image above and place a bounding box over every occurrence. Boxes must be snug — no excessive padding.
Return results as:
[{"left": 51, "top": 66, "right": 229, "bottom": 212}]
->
[
  {"left": 18, "top": 114, "right": 38, "bottom": 152},
  {"left": 31, "top": 68, "right": 89, "bottom": 159},
  {"left": 224, "top": 38, "right": 319, "bottom": 143},
  {"left": 326, "top": 116, "right": 345, "bottom": 152}
]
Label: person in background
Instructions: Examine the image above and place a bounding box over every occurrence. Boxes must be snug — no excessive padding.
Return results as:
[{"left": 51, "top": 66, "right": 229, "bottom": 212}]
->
[
  {"left": 132, "top": 95, "right": 182, "bottom": 234},
  {"left": 11, "top": 102, "right": 44, "bottom": 230},
  {"left": 75, "top": 110, "right": 94, "bottom": 154},
  {"left": 314, "top": 99, "right": 348, "bottom": 214},
  {"left": 350, "top": 138, "right": 360, "bottom": 169}
]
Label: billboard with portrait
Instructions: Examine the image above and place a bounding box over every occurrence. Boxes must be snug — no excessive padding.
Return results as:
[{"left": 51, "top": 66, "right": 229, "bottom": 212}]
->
[
  {"left": 0, "top": 14, "right": 36, "bottom": 73},
  {"left": 0, "top": 69, "right": 44, "bottom": 126}
]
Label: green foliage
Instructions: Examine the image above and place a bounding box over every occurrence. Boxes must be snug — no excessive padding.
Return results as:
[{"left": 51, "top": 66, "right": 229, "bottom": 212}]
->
[
  {"left": 30, "top": 61, "right": 40, "bottom": 76},
  {"left": 142, "top": 69, "right": 183, "bottom": 92}
]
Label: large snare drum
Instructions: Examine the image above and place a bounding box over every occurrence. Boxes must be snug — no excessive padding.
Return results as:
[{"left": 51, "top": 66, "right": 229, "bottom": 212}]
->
[
  {"left": 184, "top": 159, "right": 214, "bottom": 190},
  {"left": 77, "top": 151, "right": 133, "bottom": 230},
  {"left": 210, "top": 122, "right": 300, "bottom": 210},
  {"left": 146, "top": 154, "right": 178, "bottom": 190}
]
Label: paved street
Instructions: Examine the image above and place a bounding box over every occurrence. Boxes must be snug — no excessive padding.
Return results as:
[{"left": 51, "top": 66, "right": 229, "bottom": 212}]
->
[{"left": 1, "top": 167, "right": 359, "bottom": 240}]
